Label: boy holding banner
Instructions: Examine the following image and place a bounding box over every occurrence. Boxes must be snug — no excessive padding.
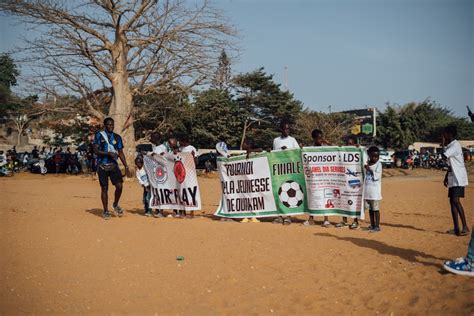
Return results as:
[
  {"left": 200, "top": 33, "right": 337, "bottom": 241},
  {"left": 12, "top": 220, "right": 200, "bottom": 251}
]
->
[
  {"left": 135, "top": 155, "right": 152, "bottom": 217},
  {"left": 272, "top": 121, "right": 300, "bottom": 225},
  {"left": 179, "top": 135, "right": 198, "bottom": 218},
  {"left": 303, "top": 129, "right": 331, "bottom": 227}
]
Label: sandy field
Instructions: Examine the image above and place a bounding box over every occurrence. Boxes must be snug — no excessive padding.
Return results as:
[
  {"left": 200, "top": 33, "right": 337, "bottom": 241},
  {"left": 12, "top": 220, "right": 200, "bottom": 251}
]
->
[{"left": 0, "top": 169, "right": 473, "bottom": 315}]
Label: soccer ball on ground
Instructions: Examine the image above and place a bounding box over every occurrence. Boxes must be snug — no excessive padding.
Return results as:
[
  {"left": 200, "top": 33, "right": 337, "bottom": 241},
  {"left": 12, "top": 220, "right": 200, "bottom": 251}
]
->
[{"left": 278, "top": 180, "right": 304, "bottom": 208}]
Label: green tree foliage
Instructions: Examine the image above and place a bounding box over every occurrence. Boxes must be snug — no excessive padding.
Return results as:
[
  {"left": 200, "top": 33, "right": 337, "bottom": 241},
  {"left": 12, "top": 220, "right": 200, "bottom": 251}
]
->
[
  {"left": 212, "top": 50, "right": 232, "bottom": 92},
  {"left": 192, "top": 89, "right": 242, "bottom": 148},
  {"left": 233, "top": 68, "right": 303, "bottom": 148},
  {"left": 294, "top": 109, "right": 353, "bottom": 146},
  {"left": 0, "top": 53, "right": 19, "bottom": 102},
  {"left": 133, "top": 88, "right": 192, "bottom": 140},
  {"left": 376, "top": 100, "right": 474, "bottom": 149}
]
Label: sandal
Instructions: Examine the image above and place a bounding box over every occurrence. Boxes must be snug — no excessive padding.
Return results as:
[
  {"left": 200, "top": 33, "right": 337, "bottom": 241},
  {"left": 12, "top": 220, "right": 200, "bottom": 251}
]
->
[
  {"left": 335, "top": 221, "right": 348, "bottom": 228},
  {"left": 457, "top": 230, "right": 469, "bottom": 236},
  {"left": 349, "top": 222, "right": 360, "bottom": 229},
  {"left": 322, "top": 220, "right": 331, "bottom": 228},
  {"left": 446, "top": 229, "right": 457, "bottom": 235},
  {"left": 283, "top": 217, "right": 292, "bottom": 225},
  {"left": 303, "top": 220, "right": 315, "bottom": 226},
  {"left": 272, "top": 217, "right": 283, "bottom": 224}
]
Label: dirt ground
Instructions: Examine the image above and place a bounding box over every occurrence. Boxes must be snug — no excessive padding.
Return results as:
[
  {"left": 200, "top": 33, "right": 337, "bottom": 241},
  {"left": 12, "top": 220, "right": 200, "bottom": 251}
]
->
[{"left": 1, "top": 169, "right": 473, "bottom": 315}]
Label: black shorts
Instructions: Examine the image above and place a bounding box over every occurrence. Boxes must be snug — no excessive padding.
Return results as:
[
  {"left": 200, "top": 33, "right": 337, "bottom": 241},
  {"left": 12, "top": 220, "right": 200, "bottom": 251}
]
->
[
  {"left": 97, "top": 163, "right": 123, "bottom": 187},
  {"left": 448, "top": 186, "right": 465, "bottom": 198}
]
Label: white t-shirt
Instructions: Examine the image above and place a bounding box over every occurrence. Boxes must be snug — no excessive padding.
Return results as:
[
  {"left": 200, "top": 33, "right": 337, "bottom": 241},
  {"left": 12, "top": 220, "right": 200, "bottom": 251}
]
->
[
  {"left": 273, "top": 136, "right": 299, "bottom": 150},
  {"left": 216, "top": 141, "right": 230, "bottom": 157},
  {"left": 444, "top": 140, "right": 468, "bottom": 187},
  {"left": 180, "top": 145, "right": 197, "bottom": 156},
  {"left": 151, "top": 143, "right": 169, "bottom": 155},
  {"left": 136, "top": 167, "right": 149, "bottom": 187},
  {"left": 364, "top": 161, "right": 382, "bottom": 200}
]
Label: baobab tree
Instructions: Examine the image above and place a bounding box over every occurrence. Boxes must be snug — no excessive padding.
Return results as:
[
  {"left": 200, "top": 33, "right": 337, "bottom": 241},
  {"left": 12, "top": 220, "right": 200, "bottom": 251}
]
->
[{"left": 0, "top": 0, "right": 236, "bottom": 161}]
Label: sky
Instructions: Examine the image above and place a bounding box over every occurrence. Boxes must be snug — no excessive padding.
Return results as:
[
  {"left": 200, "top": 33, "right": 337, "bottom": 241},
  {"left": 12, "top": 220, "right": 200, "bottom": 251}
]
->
[{"left": 1, "top": 0, "right": 472, "bottom": 117}]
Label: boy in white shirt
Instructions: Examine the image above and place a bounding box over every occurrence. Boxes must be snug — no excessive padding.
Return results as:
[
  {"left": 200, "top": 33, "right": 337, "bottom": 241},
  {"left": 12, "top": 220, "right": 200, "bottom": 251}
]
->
[
  {"left": 442, "top": 125, "right": 469, "bottom": 236},
  {"left": 273, "top": 121, "right": 299, "bottom": 151},
  {"left": 135, "top": 156, "right": 152, "bottom": 217},
  {"left": 272, "top": 121, "right": 299, "bottom": 225},
  {"left": 179, "top": 135, "right": 197, "bottom": 160},
  {"left": 443, "top": 125, "right": 473, "bottom": 277},
  {"left": 150, "top": 131, "right": 169, "bottom": 156},
  {"left": 364, "top": 146, "right": 383, "bottom": 233}
]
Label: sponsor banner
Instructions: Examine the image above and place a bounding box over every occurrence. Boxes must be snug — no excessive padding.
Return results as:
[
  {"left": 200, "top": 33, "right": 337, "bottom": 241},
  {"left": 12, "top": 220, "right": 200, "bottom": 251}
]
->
[
  {"left": 302, "top": 146, "right": 365, "bottom": 218},
  {"left": 144, "top": 153, "right": 201, "bottom": 211}
]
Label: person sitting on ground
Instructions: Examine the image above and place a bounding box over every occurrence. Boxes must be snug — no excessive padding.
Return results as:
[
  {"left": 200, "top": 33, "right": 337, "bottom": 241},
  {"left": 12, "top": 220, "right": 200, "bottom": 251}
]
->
[
  {"left": 135, "top": 155, "right": 152, "bottom": 217},
  {"left": 272, "top": 120, "right": 300, "bottom": 226},
  {"left": 304, "top": 129, "right": 332, "bottom": 227},
  {"left": 442, "top": 125, "right": 469, "bottom": 237},
  {"left": 365, "top": 146, "right": 383, "bottom": 233}
]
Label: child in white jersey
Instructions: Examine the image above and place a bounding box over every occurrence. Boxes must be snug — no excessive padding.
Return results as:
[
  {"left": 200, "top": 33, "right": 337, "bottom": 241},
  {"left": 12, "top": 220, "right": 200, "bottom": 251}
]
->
[
  {"left": 442, "top": 125, "right": 469, "bottom": 236},
  {"left": 135, "top": 156, "right": 152, "bottom": 217},
  {"left": 364, "top": 146, "right": 382, "bottom": 232}
]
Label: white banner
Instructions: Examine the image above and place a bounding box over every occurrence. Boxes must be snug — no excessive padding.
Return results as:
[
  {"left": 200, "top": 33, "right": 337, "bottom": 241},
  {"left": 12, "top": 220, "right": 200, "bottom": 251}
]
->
[
  {"left": 144, "top": 154, "right": 201, "bottom": 211},
  {"left": 217, "top": 155, "right": 277, "bottom": 218},
  {"left": 302, "top": 146, "right": 365, "bottom": 219}
]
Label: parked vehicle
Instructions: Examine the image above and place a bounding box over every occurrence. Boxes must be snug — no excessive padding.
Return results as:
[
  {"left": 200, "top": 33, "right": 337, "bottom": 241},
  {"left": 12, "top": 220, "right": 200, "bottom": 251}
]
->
[
  {"left": 196, "top": 152, "right": 217, "bottom": 170},
  {"left": 379, "top": 150, "right": 394, "bottom": 168}
]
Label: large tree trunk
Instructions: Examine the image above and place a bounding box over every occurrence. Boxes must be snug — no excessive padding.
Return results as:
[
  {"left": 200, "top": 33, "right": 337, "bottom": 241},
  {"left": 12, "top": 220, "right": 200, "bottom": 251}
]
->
[{"left": 109, "top": 45, "right": 135, "bottom": 172}]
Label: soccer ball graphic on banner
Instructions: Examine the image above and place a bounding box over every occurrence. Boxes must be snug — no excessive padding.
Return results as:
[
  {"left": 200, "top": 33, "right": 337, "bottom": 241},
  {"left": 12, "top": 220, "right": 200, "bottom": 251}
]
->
[{"left": 278, "top": 181, "right": 304, "bottom": 208}]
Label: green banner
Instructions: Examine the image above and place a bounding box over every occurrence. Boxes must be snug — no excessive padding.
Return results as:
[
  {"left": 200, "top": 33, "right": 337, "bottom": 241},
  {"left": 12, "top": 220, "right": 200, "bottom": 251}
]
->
[{"left": 214, "top": 147, "right": 365, "bottom": 219}]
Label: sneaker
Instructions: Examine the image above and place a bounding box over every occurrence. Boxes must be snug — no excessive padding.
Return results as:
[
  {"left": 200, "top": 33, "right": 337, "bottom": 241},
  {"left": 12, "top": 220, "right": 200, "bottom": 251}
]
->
[
  {"left": 249, "top": 217, "right": 260, "bottom": 223},
  {"left": 144, "top": 212, "right": 153, "bottom": 217},
  {"left": 349, "top": 222, "right": 360, "bottom": 230},
  {"left": 113, "top": 204, "right": 124, "bottom": 217},
  {"left": 322, "top": 220, "right": 331, "bottom": 228},
  {"left": 241, "top": 218, "right": 250, "bottom": 223},
  {"left": 369, "top": 227, "right": 381, "bottom": 233},
  {"left": 102, "top": 211, "right": 112, "bottom": 220},
  {"left": 443, "top": 257, "right": 474, "bottom": 277},
  {"left": 283, "top": 217, "right": 292, "bottom": 225},
  {"left": 272, "top": 217, "right": 283, "bottom": 224},
  {"left": 335, "top": 221, "right": 348, "bottom": 228}
]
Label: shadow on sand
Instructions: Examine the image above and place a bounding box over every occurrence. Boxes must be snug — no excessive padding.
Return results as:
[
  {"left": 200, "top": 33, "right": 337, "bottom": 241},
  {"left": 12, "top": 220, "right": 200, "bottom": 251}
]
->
[
  {"left": 382, "top": 222, "right": 427, "bottom": 232},
  {"left": 314, "top": 232, "right": 449, "bottom": 268}
]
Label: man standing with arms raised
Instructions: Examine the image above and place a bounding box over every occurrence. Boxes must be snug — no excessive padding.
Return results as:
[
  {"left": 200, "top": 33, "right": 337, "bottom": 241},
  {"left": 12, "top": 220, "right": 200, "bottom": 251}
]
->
[{"left": 93, "top": 117, "right": 131, "bottom": 220}]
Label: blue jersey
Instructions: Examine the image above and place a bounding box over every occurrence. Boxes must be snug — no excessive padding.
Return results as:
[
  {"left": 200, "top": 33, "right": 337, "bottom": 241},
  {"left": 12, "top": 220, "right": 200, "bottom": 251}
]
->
[{"left": 93, "top": 131, "right": 124, "bottom": 165}]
